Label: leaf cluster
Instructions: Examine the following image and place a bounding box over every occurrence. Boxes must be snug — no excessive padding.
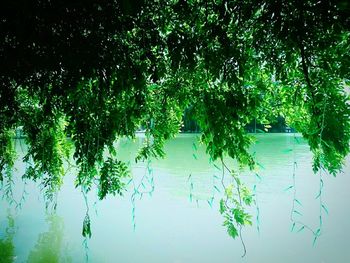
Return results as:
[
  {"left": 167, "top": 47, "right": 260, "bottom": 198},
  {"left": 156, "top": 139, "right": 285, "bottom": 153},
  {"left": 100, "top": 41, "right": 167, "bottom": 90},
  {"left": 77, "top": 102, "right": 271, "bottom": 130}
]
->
[{"left": 0, "top": 0, "right": 349, "bottom": 226}]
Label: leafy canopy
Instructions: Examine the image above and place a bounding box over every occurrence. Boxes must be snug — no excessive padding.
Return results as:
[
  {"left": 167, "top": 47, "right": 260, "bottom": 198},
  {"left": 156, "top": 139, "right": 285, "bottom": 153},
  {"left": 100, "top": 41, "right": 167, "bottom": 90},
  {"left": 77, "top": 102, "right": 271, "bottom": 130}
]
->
[{"left": 0, "top": 0, "right": 350, "bottom": 235}]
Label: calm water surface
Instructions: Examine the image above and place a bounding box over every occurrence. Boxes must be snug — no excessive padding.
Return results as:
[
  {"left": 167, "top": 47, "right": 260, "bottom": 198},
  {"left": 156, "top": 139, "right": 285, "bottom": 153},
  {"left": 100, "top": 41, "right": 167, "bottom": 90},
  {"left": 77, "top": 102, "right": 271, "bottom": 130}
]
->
[{"left": 1, "top": 134, "right": 350, "bottom": 263}]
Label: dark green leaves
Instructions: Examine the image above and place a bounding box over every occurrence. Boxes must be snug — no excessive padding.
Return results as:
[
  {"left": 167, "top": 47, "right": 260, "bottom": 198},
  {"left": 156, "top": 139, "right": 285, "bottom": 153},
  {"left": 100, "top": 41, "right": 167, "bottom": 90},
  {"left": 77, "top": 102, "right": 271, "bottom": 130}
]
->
[
  {"left": 0, "top": 0, "right": 349, "bottom": 242},
  {"left": 98, "top": 158, "right": 129, "bottom": 200},
  {"left": 1, "top": 0, "right": 349, "bottom": 193},
  {"left": 82, "top": 213, "right": 92, "bottom": 238},
  {"left": 22, "top": 166, "right": 41, "bottom": 182}
]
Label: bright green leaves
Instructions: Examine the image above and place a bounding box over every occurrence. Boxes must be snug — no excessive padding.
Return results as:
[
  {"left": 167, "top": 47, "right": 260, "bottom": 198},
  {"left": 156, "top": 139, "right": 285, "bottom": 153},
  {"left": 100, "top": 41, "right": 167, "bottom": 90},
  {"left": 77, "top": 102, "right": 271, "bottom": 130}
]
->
[
  {"left": 1, "top": 0, "right": 348, "bottom": 192},
  {"left": 241, "top": 186, "right": 253, "bottom": 206},
  {"left": 220, "top": 197, "right": 239, "bottom": 239},
  {"left": 0, "top": 0, "right": 349, "bottom": 244},
  {"left": 223, "top": 217, "right": 239, "bottom": 239},
  {"left": 224, "top": 184, "right": 233, "bottom": 198},
  {"left": 233, "top": 208, "right": 252, "bottom": 226},
  {"left": 20, "top": 102, "right": 71, "bottom": 203},
  {"left": 221, "top": 202, "right": 252, "bottom": 239},
  {"left": 219, "top": 168, "right": 254, "bottom": 241},
  {"left": 98, "top": 158, "right": 129, "bottom": 200}
]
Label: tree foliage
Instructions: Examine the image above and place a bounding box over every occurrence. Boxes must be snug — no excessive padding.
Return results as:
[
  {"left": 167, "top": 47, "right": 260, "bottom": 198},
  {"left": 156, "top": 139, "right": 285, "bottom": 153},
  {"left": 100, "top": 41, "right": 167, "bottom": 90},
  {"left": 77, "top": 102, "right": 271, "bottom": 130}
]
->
[{"left": 1, "top": 0, "right": 350, "bottom": 236}]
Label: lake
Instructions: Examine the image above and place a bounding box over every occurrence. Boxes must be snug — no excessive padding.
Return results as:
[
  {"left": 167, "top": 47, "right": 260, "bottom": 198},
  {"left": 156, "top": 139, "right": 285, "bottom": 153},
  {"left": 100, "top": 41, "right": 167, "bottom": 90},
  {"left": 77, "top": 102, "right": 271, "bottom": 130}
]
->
[{"left": 1, "top": 133, "right": 350, "bottom": 263}]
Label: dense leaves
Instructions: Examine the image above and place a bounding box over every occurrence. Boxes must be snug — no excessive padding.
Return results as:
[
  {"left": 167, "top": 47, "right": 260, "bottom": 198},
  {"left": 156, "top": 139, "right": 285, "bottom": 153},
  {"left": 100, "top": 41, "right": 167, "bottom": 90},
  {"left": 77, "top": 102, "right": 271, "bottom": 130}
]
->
[
  {"left": 0, "top": 0, "right": 349, "bottom": 238},
  {"left": 98, "top": 157, "right": 128, "bottom": 200}
]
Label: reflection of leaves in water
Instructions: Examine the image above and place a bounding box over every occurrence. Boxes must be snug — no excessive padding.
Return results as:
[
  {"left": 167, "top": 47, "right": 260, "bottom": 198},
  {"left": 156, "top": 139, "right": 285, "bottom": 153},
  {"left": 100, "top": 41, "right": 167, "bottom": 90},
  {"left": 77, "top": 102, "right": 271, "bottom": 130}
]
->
[
  {"left": 27, "top": 215, "right": 72, "bottom": 263},
  {"left": 0, "top": 213, "right": 15, "bottom": 263}
]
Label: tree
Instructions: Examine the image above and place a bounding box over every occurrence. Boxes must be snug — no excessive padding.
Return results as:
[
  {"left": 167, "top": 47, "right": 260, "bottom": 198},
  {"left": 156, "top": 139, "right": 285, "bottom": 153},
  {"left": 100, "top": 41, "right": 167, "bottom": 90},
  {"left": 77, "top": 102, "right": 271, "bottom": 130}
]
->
[{"left": 1, "top": 0, "right": 349, "bottom": 240}]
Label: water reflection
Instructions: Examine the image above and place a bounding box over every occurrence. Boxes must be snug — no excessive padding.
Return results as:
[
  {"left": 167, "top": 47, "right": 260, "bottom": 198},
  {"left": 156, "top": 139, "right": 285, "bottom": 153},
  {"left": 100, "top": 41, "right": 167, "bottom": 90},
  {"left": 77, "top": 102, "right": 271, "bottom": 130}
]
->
[
  {"left": 0, "top": 212, "right": 15, "bottom": 263},
  {"left": 27, "top": 214, "right": 72, "bottom": 263},
  {"left": 1, "top": 134, "right": 350, "bottom": 262}
]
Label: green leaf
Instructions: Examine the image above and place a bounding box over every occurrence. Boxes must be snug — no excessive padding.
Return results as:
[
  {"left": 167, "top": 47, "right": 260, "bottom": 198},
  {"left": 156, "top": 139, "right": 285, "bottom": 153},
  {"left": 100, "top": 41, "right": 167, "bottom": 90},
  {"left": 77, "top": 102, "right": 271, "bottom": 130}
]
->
[
  {"left": 291, "top": 222, "right": 296, "bottom": 232},
  {"left": 241, "top": 186, "right": 253, "bottom": 206},
  {"left": 293, "top": 210, "right": 303, "bottom": 216},
  {"left": 282, "top": 148, "right": 293, "bottom": 153},
  {"left": 225, "top": 184, "right": 233, "bottom": 198},
  {"left": 321, "top": 204, "right": 329, "bottom": 215},
  {"left": 187, "top": 173, "right": 192, "bottom": 181},
  {"left": 207, "top": 200, "right": 212, "bottom": 207},
  {"left": 297, "top": 226, "right": 305, "bottom": 232},
  {"left": 223, "top": 220, "right": 238, "bottom": 239},
  {"left": 82, "top": 214, "right": 92, "bottom": 238},
  {"left": 255, "top": 173, "right": 262, "bottom": 181},
  {"left": 126, "top": 178, "right": 133, "bottom": 186},
  {"left": 315, "top": 191, "right": 321, "bottom": 199},
  {"left": 213, "top": 163, "right": 221, "bottom": 170},
  {"left": 284, "top": 185, "right": 294, "bottom": 191},
  {"left": 227, "top": 223, "right": 238, "bottom": 238},
  {"left": 233, "top": 208, "right": 252, "bottom": 226},
  {"left": 257, "top": 162, "right": 265, "bottom": 170},
  {"left": 219, "top": 199, "right": 226, "bottom": 214},
  {"left": 192, "top": 142, "right": 197, "bottom": 151},
  {"left": 98, "top": 158, "right": 129, "bottom": 200},
  {"left": 214, "top": 185, "right": 221, "bottom": 193},
  {"left": 294, "top": 199, "right": 302, "bottom": 206},
  {"left": 313, "top": 229, "right": 321, "bottom": 246}
]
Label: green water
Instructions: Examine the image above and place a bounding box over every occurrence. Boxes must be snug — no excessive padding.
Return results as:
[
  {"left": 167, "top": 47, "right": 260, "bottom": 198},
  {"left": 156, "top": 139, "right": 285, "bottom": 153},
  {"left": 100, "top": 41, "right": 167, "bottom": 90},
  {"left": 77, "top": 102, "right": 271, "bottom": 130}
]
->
[{"left": 1, "top": 134, "right": 350, "bottom": 262}]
